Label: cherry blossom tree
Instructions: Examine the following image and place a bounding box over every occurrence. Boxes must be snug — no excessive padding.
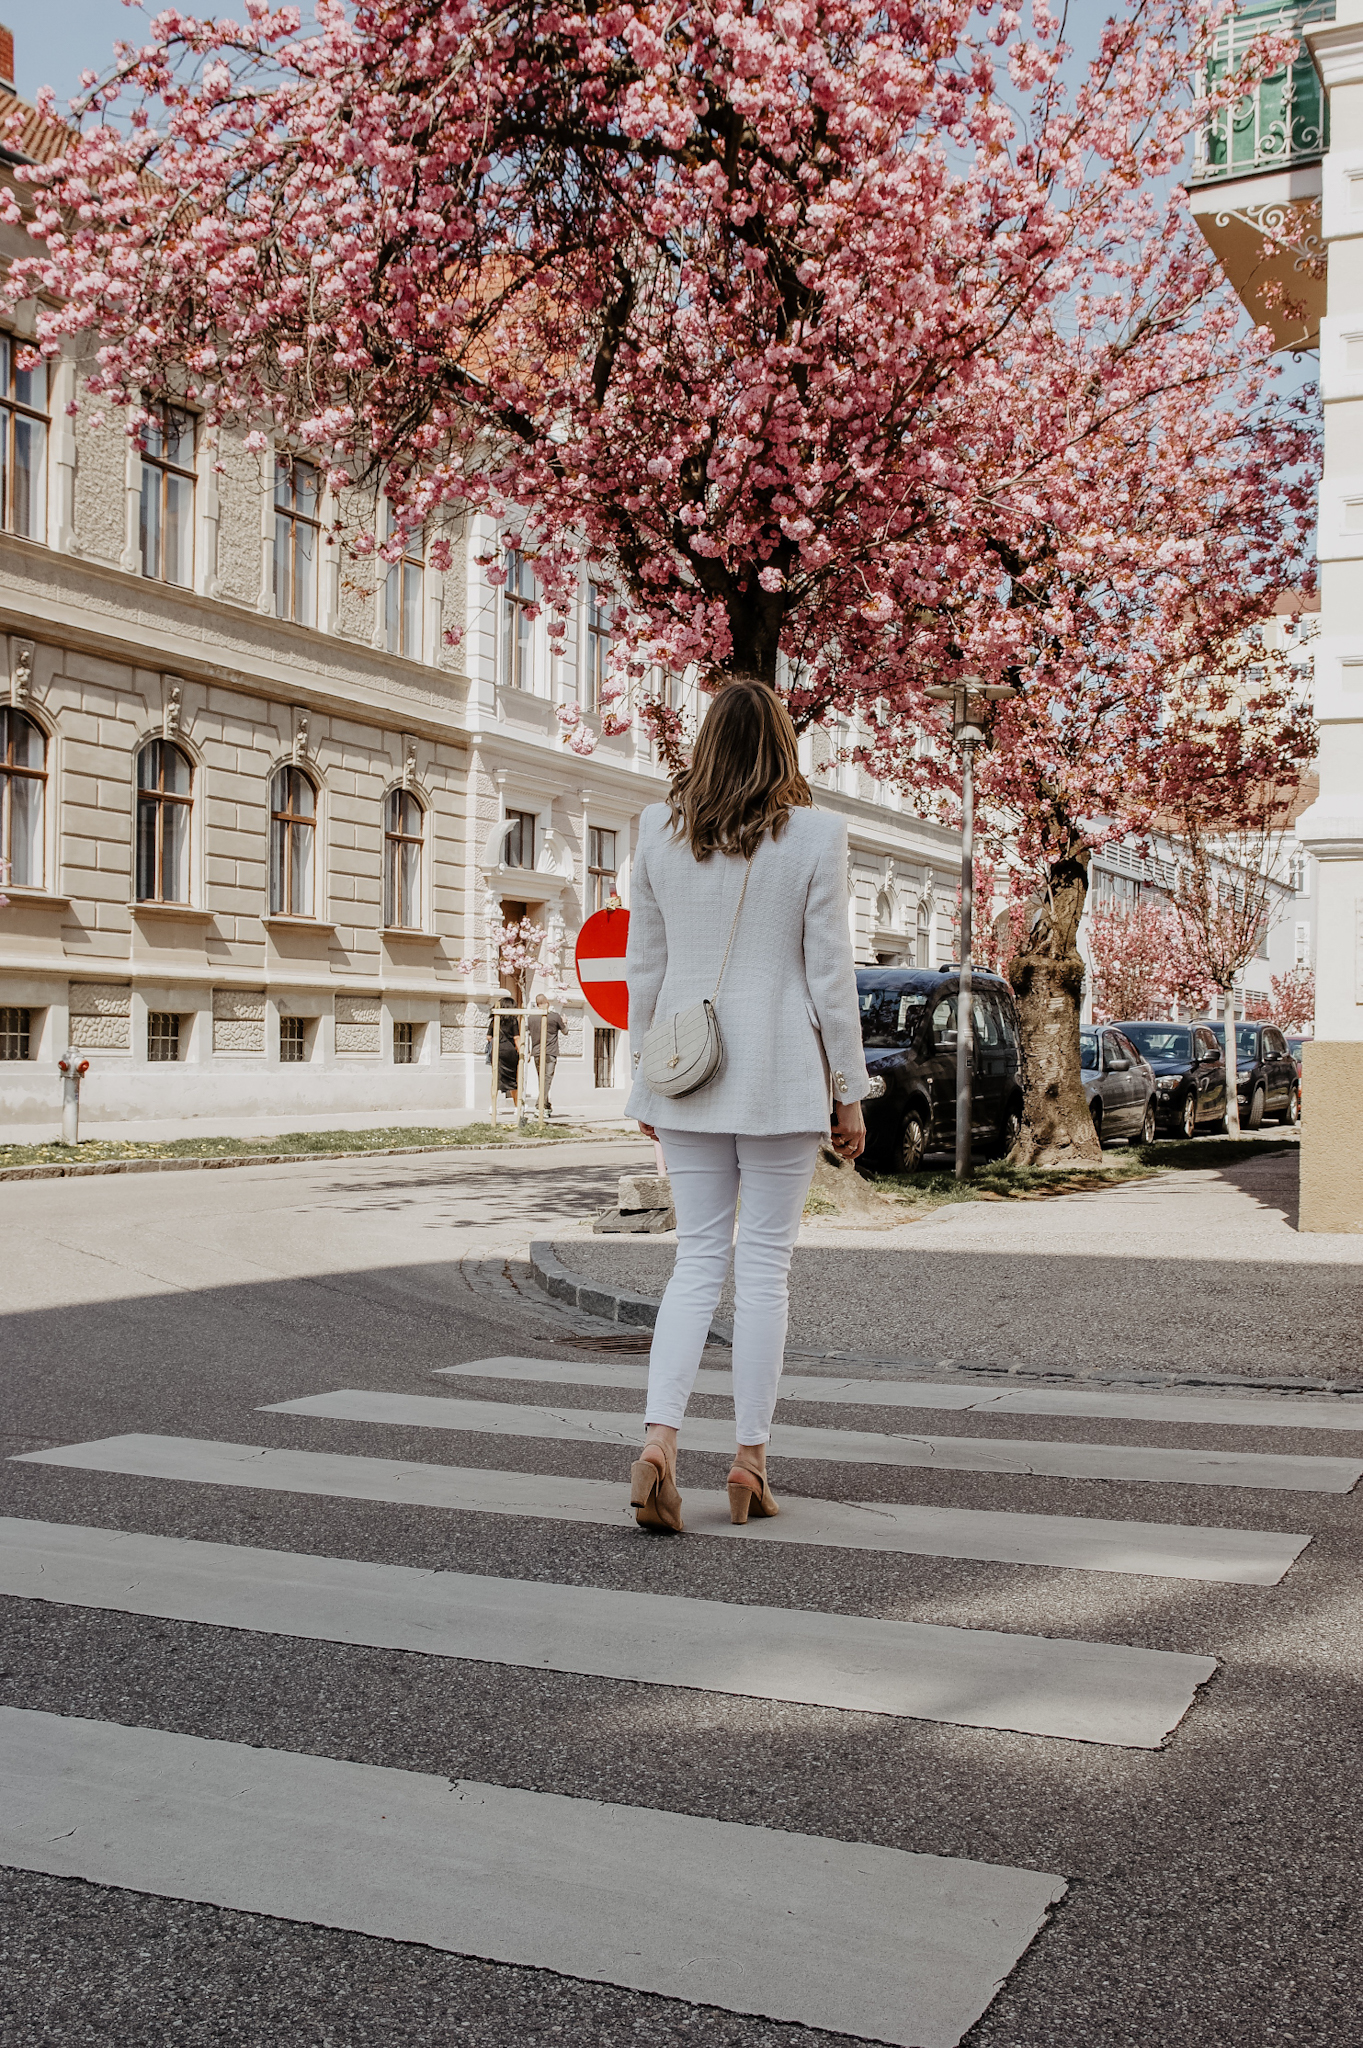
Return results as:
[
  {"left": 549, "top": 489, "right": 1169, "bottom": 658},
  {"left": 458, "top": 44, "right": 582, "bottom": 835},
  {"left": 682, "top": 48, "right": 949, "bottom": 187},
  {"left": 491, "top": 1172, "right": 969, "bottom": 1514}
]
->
[
  {"left": 1087, "top": 899, "right": 1213, "bottom": 1023},
  {"left": 6, "top": 0, "right": 1319, "bottom": 1162},
  {"left": 1255, "top": 964, "right": 1315, "bottom": 1036}
]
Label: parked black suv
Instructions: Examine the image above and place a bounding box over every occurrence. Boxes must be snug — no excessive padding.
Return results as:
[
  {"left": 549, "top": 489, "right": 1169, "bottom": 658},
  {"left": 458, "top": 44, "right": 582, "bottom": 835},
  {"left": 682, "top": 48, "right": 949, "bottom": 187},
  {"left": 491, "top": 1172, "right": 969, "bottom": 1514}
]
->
[
  {"left": 857, "top": 967, "right": 1024, "bottom": 1170},
  {"left": 1208, "top": 1022, "right": 1301, "bottom": 1128}
]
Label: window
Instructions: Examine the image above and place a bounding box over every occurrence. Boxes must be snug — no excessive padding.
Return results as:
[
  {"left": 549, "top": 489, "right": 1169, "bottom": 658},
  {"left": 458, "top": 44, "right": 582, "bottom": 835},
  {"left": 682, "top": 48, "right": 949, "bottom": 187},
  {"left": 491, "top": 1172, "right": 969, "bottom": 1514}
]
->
[
  {"left": 147, "top": 1012, "right": 181, "bottom": 1062},
  {"left": 588, "top": 825, "right": 617, "bottom": 912},
  {"left": 394, "top": 1019, "right": 416, "bottom": 1064},
  {"left": 584, "top": 584, "right": 611, "bottom": 709},
  {"left": 916, "top": 898, "right": 931, "bottom": 968},
  {"left": 1295, "top": 920, "right": 1310, "bottom": 964},
  {"left": 139, "top": 404, "right": 195, "bottom": 586},
  {"left": 859, "top": 987, "right": 927, "bottom": 1048},
  {"left": 0, "top": 1006, "right": 31, "bottom": 1059},
  {"left": 384, "top": 788, "right": 423, "bottom": 928},
  {"left": 1194, "top": 1028, "right": 1220, "bottom": 1061},
  {"left": 383, "top": 506, "right": 423, "bottom": 659},
  {"left": 1080, "top": 1029, "right": 1099, "bottom": 1071},
  {"left": 1255, "top": 915, "right": 1271, "bottom": 961},
  {"left": 1, "top": 707, "right": 46, "bottom": 888},
  {"left": 504, "top": 809, "right": 536, "bottom": 870},
  {"left": 270, "top": 766, "right": 317, "bottom": 917},
  {"left": 0, "top": 336, "right": 47, "bottom": 540},
  {"left": 594, "top": 1025, "right": 617, "bottom": 1088},
  {"left": 135, "top": 739, "right": 193, "bottom": 903},
  {"left": 279, "top": 1016, "right": 307, "bottom": 1063},
  {"left": 273, "top": 459, "right": 320, "bottom": 626},
  {"left": 501, "top": 547, "right": 537, "bottom": 692},
  {"left": 929, "top": 992, "right": 958, "bottom": 1048},
  {"left": 1289, "top": 850, "right": 1309, "bottom": 895}
]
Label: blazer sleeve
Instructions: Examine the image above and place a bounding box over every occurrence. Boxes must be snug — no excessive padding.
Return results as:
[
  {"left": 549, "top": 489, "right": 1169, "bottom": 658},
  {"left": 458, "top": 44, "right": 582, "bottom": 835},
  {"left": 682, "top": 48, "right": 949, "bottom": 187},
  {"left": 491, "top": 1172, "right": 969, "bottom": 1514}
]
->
[
  {"left": 625, "top": 817, "right": 668, "bottom": 1072},
  {"left": 803, "top": 819, "right": 872, "bottom": 1103}
]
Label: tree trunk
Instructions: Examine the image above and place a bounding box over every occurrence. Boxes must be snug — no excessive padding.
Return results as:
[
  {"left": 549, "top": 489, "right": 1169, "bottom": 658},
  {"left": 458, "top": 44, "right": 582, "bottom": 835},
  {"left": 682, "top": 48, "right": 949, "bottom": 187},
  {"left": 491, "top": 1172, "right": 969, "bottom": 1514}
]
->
[
  {"left": 1221, "top": 990, "right": 1241, "bottom": 1136},
  {"left": 726, "top": 588, "right": 784, "bottom": 685},
  {"left": 1007, "top": 850, "right": 1101, "bottom": 1167}
]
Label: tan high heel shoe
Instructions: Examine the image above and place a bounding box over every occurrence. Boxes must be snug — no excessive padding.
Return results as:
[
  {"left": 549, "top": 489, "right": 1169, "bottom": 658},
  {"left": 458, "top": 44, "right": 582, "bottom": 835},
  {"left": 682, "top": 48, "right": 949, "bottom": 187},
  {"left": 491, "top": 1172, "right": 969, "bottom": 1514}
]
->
[
  {"left": 727, "top": 1454, "right": 779, "bottom": 1525},
  {"left": 631, "top": 1442, "right": 684, "bottom": 1532}
]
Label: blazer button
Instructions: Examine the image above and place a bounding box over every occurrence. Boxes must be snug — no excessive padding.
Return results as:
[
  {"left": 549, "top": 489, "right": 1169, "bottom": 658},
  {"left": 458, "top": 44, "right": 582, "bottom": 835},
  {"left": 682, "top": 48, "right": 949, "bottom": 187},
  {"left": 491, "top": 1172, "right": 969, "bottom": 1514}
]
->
[{"left": 833, "top": 1070, "right": 847, "bottom": 1094}]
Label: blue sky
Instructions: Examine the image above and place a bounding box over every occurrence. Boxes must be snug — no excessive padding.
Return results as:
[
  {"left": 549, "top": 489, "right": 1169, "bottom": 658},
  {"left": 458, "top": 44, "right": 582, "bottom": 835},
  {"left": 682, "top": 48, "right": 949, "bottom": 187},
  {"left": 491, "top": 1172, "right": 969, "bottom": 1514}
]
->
[{"left": 16, "top": 2, "right": 151, "bottom": 109}]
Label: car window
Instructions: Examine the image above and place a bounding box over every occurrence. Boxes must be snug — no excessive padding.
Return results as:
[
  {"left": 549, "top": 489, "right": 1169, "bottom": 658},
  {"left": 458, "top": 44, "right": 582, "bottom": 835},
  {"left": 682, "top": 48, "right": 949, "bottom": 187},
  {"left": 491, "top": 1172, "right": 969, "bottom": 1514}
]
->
[
  {"left": 1194, "top": 1028, "right": 1220, "bottom": 1060},
  {"left": 859, "top": 987, "right": 928, "bottom": 1047},
  {"left": 1116, "top": 1033, "right": 1145, "bottom": 1066},
  {"left": 929, "top": 992, "right": 957, "bottom": 1047},
  {"left": 972, "top": 996, "right": 1001, "bottom": 1048},
  {"left": 993, "top": 994, "right": 1020, "bottom": 1049},
  {"left": 1079, "top": 1029, "right": 1099, "bottom": 1071},
  {"left": 1264, "top": 1029, "right": 1286, "bottom": 1058},
  {"left": 1235, "top": 1025, "right": 1259, "bottom": 1060},
  {"left": 1101, "top": 1031, "right": 1127, "bottom": 1068},
  {"left": 1122, "top": 1026, "right": 1192, "bottom": 1061}
]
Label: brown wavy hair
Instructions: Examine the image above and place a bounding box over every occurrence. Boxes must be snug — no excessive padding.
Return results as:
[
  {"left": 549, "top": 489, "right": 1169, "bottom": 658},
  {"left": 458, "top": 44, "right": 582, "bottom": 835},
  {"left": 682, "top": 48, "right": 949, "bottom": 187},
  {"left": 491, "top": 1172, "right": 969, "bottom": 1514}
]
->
[{"left": 666, "top": 677, "right": 812, "bottom": 860}]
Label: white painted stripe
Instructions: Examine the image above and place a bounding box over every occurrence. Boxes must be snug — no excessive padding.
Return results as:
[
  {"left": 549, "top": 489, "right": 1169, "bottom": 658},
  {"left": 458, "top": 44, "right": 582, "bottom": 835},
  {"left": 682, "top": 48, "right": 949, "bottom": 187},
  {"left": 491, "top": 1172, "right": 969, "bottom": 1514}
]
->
[
  {"left": 11, "top": 1438, "right": 1310, "bottom": 1583},
  {"left": 573, "top": 957, "right": 627, "bottom": 982},
  {"left": 263, "top": 1389, "right": 1363, "bottom": 1495},
  {"left": 439, "top": 1357, "right": 1363, "bottom": 1435},
  {"left": 0, "top": 1519, "right": 1215, "bottom": 1747},
  {"left": 0, "top": 1707, "right": 1065, "bottom": 2048}
]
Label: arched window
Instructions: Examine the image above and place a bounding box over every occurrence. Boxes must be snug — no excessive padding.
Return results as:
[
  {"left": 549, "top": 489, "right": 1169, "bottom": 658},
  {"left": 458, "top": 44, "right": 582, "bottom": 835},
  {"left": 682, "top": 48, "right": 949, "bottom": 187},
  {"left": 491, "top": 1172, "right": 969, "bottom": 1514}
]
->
[
  {"left": 0, "top": 707, "right": 46, "bottom": 889},
  {"left": 383, "top": 788, "right": 423, "bottom": 928},
  {"left": 270, "top": 766, "right": 316, "bottom": 917},
  {"left": 916, "top": 897, "right": 932, "bottom": 968},
  {"left": 135, "top": 739, "right": 193, "bottom": 902}
]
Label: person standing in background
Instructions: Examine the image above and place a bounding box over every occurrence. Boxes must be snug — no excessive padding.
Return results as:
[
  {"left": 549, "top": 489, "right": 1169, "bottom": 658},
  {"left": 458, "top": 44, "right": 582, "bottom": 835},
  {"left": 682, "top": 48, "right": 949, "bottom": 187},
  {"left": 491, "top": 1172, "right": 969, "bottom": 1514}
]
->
[
  {"left": 485, "top": 992, "right": 521, "bottom": 1109},
  {"left": 525, "top": 992, "right": 566, "bottom": 1116}
]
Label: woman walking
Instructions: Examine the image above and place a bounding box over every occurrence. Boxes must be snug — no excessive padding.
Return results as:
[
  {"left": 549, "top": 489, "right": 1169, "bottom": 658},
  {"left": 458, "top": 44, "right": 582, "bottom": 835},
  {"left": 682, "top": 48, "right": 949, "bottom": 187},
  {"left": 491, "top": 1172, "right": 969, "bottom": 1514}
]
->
[{"left": 623, "top": 678, "right": 870, "bottom": 1532}]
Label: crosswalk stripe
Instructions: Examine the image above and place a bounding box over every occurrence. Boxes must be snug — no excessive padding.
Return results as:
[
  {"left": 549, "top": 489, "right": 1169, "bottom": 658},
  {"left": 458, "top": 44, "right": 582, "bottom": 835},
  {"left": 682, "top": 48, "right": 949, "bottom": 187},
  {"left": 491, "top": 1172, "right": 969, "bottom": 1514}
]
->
[
  {"left": 1, "top": 1705, "right": 1066, "bottom": 2048},
  {"left": 0, "top": 1518, "right": 1216, "bottom": 1747},
  {"left": 12, "top": 1437, "right": 1310, "bottom": 1583},
  {"left": 262, "top": 1389, "right": 1363, "bottom": 1495},
  {"left": 438, "top": 1357, "right": 1363, "bottom": 1435}
]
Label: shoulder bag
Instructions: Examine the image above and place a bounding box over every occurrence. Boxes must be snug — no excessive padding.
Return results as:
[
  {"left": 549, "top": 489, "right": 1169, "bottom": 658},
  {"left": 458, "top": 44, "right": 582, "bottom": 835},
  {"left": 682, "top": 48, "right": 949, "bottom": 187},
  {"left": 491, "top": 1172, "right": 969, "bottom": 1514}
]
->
[{"left": 638, "top": 854, "right": 753, "bottom": 1099}]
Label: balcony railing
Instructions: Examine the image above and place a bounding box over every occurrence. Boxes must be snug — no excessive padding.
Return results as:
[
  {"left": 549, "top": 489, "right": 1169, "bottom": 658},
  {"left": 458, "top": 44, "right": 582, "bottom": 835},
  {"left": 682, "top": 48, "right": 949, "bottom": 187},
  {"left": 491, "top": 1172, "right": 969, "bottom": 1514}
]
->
[{"left": 1191, "top": 0, "right": 1333, "bottom": 185}]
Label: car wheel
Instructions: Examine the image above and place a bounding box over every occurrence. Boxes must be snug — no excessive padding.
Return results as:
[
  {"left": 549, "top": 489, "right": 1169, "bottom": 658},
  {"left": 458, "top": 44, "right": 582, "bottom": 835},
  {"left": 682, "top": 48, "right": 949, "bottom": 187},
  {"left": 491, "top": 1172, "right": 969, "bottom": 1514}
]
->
[
  {"left": 1179, "top": 1092, "right": 1197, "bottom": 1140},
  {"left": 1283, "top": 1087, "right": 1300, "bottom": 1127},
  {"left": 1089, "top": 1102, "right": 1103, "bottom": 1148},
  {"left": 896, "top": 1109, "right": 928, "bottom": 1173},
  {"left": 1246, "top": 1086, "right": 1265, "bottom": 1132},
  {"left": 1134, "top": 1100, "right": 1157, "bottom": 1146}
]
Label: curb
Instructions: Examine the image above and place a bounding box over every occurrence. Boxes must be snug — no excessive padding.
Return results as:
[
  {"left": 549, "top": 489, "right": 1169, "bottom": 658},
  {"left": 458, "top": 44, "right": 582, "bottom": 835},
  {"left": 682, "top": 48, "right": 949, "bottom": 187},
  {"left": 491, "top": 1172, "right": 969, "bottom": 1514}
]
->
[
  {"left": 0, "top": 1131, "right": 641, "bottom": 1184},
  {"left": 528, "top": 1238, "right": 733, "bottom": 1343},
  {"left": 526, "top": 1239, "right": 1363, "bottom": 1396}
]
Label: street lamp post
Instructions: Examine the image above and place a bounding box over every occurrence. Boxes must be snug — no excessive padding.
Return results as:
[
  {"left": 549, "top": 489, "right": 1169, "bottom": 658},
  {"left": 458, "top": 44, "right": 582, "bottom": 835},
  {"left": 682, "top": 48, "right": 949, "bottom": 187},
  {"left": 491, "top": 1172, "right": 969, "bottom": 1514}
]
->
[{"left": 925, "top": 677, "right": 1019, "bottom": 1180}]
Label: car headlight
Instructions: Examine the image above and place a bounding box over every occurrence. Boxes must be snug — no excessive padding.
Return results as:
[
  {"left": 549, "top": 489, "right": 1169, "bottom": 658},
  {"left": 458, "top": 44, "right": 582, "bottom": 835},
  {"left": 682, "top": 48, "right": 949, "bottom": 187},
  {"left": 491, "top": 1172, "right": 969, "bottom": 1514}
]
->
[{"left": 1156, "top": 1076, "right": 1177, "bottom": 1092}]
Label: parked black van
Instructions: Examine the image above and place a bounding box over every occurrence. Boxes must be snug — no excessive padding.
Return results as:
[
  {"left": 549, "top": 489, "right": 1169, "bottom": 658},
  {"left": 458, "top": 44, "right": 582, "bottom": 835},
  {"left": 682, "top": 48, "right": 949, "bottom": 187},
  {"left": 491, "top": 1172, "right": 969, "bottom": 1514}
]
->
[{"left": 856, "top": 966, "right": 1025, "bottom": 1170}]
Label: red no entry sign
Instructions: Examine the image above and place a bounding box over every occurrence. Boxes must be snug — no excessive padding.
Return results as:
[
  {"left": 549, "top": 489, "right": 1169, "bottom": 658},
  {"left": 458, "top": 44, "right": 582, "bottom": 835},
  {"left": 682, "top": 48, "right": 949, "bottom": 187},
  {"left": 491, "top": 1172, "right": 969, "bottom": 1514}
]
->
[{"left": 575, "top": 906, "right": 630, "bottom": 1029}]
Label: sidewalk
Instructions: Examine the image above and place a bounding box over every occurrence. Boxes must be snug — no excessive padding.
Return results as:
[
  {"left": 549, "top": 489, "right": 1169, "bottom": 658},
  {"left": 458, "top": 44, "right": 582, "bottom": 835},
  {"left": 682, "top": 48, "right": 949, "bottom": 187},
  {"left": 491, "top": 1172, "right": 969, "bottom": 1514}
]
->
[
  {"left": 0, "top": 1105, "right": 636, "bottom": 1147},
  {"left": 543, "top": 1150, "right": 1363, "bottom": 1383}
]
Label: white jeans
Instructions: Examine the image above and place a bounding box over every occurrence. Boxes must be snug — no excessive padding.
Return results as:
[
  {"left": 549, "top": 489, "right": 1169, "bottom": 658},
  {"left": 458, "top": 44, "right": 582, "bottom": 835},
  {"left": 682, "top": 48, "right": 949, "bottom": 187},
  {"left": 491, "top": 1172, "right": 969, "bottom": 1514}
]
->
[{"left": 645, "top": 1129, "right": 823, "bottom": 1445}]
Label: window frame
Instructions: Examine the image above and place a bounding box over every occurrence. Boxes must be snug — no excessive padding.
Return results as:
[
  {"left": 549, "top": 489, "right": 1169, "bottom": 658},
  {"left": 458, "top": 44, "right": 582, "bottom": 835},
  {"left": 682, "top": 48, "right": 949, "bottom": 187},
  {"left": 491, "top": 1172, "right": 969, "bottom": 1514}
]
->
[
  {"left": 584, "top": 583, "right": 611, "bottom": 710},
  {"left": 139, "top": 401, "right": 196, "bottom": 587},
  {"left": 269, "top": 763, "right": 319, "bottom": 918},
  {"left": 587, "top": 824, "right": 618, "bottom": 913},
  {"left": 0, "top": 334, "right": 48, "bottom": 542},
  {"left": 383, "top": 505, "right": 424, "bottom": 660},
  {"left": 273, "top": 456, "right": 322, "bottom": 627},
  {"left": 393, "top": 1018, "right": 417, "bottom": 1065},
  {"left": 134, "top": 738, "right": 194, "bottom": 904},
  {"left": 501, "top": 547, "right": 538, "bottom": 694},
  {"left": 0, "top": 706, "right": 47, "bottom": 891},
  {"left": 383, "top": 787, "right": 424, "bottom": 929},
  {"left": 0, "top": 1006, "right": 32, "bottom": 1060},
  {"left": 279, "top": 1015, "right": 309, "bottom": 1064},
  {"left": 503, "top": 808, "right": 536, "bottom": 871},
  {"left": 147, "top": 1011, "right": 182, "bottom": 1062}
]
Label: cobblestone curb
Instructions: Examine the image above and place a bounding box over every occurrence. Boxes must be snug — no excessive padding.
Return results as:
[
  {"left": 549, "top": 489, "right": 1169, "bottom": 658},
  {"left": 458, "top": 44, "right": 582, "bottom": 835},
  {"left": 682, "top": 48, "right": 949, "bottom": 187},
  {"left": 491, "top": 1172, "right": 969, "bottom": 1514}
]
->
[
  {"left": 0, "top": 1132, "right": 639, "bottom": 1184},
  {"left": 526, "top": 1238, "right": 1363, "bottom": 1395}
]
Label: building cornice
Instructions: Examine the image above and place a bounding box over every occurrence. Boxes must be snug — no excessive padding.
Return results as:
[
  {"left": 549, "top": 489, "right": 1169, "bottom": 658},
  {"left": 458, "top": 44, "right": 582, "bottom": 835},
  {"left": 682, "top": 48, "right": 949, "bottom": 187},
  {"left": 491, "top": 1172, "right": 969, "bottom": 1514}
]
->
[{"left": 1308, "top": 17, "right": 1363, "bottom": 90}]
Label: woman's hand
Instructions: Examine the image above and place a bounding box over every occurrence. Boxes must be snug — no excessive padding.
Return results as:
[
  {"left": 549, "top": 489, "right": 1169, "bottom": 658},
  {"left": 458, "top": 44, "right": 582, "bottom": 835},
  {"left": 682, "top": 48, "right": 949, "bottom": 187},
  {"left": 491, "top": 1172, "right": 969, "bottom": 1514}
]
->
[
  {"left": 638, "top": 1120, "right": 658, "bottom": 1141},
  {"left": 830, "top": 1099, "right": 865, "bottom": 1160}
]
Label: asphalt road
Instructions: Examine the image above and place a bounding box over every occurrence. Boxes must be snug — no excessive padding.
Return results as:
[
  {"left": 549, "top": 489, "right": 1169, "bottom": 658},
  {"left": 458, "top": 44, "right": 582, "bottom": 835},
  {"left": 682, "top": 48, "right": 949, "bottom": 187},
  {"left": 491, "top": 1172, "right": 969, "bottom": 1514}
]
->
[{"left": 2, "top": 1143, "right": 1361, "bottom": 2046}]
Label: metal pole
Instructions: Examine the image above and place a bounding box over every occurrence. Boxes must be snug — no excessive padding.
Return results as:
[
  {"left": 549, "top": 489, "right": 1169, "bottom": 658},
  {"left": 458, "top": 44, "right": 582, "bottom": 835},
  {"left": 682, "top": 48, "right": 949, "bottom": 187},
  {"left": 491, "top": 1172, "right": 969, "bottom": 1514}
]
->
[
  {"left": 955, "top": 735, "right": 976, "bottom": 1180},
  {"left": 490, "top": 1008, "right": 501, "bottom": 1129}
]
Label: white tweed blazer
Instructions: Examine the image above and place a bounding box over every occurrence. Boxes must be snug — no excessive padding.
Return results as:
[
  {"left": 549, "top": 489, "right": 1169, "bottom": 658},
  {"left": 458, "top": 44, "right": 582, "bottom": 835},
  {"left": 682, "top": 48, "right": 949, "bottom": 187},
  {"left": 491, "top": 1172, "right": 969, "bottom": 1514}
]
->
[{"left": 624, "top": 804, "right": 871, "bottom": 1135}]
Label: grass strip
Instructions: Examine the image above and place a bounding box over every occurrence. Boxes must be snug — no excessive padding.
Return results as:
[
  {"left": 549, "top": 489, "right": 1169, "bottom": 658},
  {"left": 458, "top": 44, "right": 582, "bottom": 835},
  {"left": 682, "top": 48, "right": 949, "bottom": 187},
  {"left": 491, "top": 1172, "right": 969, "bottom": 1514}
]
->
[
  {"left": 865, "top": 1136, "right": 1295, "bottom": 1212},
  {"left": 0, "top": 1121, "right": 627, "bottom": 1171}
]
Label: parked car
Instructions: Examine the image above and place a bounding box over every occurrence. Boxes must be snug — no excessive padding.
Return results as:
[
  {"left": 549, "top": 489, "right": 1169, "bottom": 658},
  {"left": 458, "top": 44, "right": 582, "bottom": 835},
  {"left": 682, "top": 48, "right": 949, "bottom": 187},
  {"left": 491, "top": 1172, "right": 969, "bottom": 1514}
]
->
[
  {"left": 1080, "top": 1028, "right": 1157, "bottom": 1146},
  {"left": 856, "top": 966, "right": 1024, "bottom": 1170},
  {"left": 1208, "top": 1022, "right": 1301, "bottom": 1129},
  {"left": 1287, "top": 1035, "right": 1311, "bottom": 1083},
  {"left": 1114, "top": 1022, "right": 1228, "bottom": 1138}
]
